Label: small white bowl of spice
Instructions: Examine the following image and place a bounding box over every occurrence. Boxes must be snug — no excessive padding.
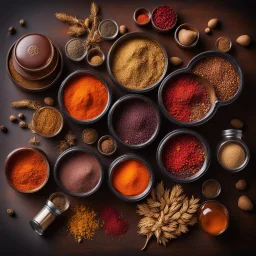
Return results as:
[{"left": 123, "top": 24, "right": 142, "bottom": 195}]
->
[
  {"left": 87, "top": 48, "right": 105, "bottom": 67},
  {"left": 65, "top": 38, "right": 88, "bottom": 61}
]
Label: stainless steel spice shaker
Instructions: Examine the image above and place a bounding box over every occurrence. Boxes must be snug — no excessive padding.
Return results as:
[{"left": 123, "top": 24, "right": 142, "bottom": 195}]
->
[
  {"left": 217, "top": 129, "right": 250, "bottom": 172},
  {"left": 30, "top": 192, "right": 70, "bottom": 235}
]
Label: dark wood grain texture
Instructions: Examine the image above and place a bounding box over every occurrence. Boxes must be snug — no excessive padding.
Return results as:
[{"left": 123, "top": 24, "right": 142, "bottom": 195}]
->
[{"left": 1, "top": 0, "right": 256, "bottom": 255}]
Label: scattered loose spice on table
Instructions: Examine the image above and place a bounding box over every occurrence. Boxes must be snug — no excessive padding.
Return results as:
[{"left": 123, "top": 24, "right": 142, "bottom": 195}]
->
[
  {"left": 192, "top": 56, "right": 240, "bottom": 101},
  {"left": 8, "top": 150, "right": 48, "bottom": 192},
  {"left": 111, "top": 37, "right": 165, "bottom": 90},
  {"left": 112, "top": 159, "right": 150, "bottom": 196},
  {"left": 136, "top": 13, "right": 149, "bottom": 24},
  {"left": 162, "top": 134, "right": 205, "bottom": 178},
  {"left": 101, "top": 207, "right": 128, "bottom": 236},
  {"left": 67, "top": 205, "right": 100, "bottom": 242},
  {"left": 163, "top": 74, "right": 211, "bottom": 122},
  {"left": 152, "top": 5, "right": 177, "bottom": 30},
  {"left": 63, "top": 74, "right": 108, "bottom": 121}
]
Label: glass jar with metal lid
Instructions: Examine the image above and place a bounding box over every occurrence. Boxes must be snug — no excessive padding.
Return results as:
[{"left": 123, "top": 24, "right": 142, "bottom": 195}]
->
[{"left": 217, "top": 129, "right": 250, "bottom": 172}]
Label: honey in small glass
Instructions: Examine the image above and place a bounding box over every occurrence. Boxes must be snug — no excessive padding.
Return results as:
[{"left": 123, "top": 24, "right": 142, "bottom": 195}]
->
[{"left": 198, "top": 200, "right": 229, "bottom": 235}]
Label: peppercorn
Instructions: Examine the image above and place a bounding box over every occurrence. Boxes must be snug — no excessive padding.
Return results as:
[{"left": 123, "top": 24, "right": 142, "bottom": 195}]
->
[
  {"left": 10, "top": 115, "right": 17, "bottom": 122},
  {"left": 18, "top": 113, "right": 25, "bottom": 120},
  {"left": 19, "top": 121, "right": 27, "bottom": 128},
  {"left": 119, "top": 25, "right": 127, "bottom": 35},
  {"left": 19, "top": 19, "right": 25, "bottom": 26},
  {"left": 8, "top": 26, "right": 15, "bottom": 34},
  {"left": 7, "top": 208, "right": 14, "bottom": 216},
  {"left": 1, "top": 125, "right": 8, "bottom": 133},
  {"left": 44, "top": 97, "right": 55, "bottom": 106}
]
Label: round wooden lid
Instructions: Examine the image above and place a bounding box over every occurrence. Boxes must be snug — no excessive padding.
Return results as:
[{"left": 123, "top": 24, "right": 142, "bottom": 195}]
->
[{"left": 15, "top": 34, "right": 53, "bottom": 70}]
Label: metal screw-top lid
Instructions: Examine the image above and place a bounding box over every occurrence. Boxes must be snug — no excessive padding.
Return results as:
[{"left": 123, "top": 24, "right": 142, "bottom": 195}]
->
[{"left": 222, "top": 129, "right": 242, "bottom": 140}]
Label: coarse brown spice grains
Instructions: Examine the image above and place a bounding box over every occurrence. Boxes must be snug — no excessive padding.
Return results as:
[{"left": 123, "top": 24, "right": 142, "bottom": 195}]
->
[
  {"left": 82, "top": 129, "right": 98, "bottom": 144},
  {"left": 192, "top": 56, "right": 240, "bottom": 101},
  {"left": 217, "top": 38, "right": 231, "bottom": 52},
  {"left": 202, "top": 180, "right": 221, "bottom": 198},
  {"left": 51, "top": 195, "right": 67, "bottom": 211},
  {"left": 111, "top": 37, "right": 165, "bottom": 90}
]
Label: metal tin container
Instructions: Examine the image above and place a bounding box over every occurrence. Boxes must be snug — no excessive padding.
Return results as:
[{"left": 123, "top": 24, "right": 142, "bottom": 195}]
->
[
  {"left": 108, "top": 154, "right": 154, "bottom": 202},
  {"left": 156, "top": 129, "right": 211, "bottom": 183},
  {"left": 107, "top": 31, "right": 168, "bottom": 93},
  {"left": 58, "top": 70, "right": 112, "bottom": 124},
  {"left": 108, "top": 94, "right": 161, "bottom": 149},
  {"left": 30, "top": 192, "right": 70, "bottom": 235},
  {"left": 158, "top": 50, "right": 243, "bottom": 126},
  {"left": 217, "top": 129, "right": 250, "bottom": 172}
]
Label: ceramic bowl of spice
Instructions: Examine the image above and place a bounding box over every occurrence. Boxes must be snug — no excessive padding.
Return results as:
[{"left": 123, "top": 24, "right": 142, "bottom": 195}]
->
[
  {"left": 32, "top": 106, "right": 64, "bottom": 138},
  {"left": 151, "top": 5, "right": 177, "bottom": 32},
  {"left": 157, "top": 129, "right": 211, "bottom": 183},
  {"left": 174, "top": 24, "right": 199, "bottom": 49},
  {"left": 216, "top": 37, "right": 232, "bottom": 53},
  {"left": 107, "top": 32, "right": 168, "bottom": 93},
  {"left": 98, "top": 135, "right": 117, "bottom": 156},
  {"left": 202, "top": 179, "right": 221, "bottom": 199},
  {"left": 7, "top": 41, "right": 63, "bottom": 92},
  {"left": 65, "top": 38, "right": 88, "bottom": 62},
  {"left": 133, "top": 8, "right": 151, "bottom": 26},
  {"left": 98, "top": 19, "right": 119, "bottom": 40},
  {"left": 82, "top": 128, "right": 98, "bottom": 145},
  {"left": 54, "top": 147, "right": 103, "bottom": 197},
  {"left": 58, "top": 70, "right": 111, "bottom": 124},
  {"left": 87, "top": 48, "right": 105, "bottom": 67},
  {"left": 108, "top": 94, "right": 160, "bottom": 149},
  {"left": 108, "top": 154, "right": 154, "bottom": 202},
  {"left": 5, "top": 147, "right": 50, "bottom": 193},
  {"left": 158, "top": 72, "right": 217, "bottom": 126}
]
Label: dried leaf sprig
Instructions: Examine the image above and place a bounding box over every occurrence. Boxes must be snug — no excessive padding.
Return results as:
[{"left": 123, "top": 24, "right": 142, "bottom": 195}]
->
[
  {"left": 137, "top": 182, "right": 200, "bottom": 250},
  {"left": 57, "top": 131, "right": 76, "bottom": 154}
]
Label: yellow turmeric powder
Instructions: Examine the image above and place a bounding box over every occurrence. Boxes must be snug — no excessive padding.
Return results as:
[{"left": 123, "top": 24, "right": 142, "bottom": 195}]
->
[
  {"left": 67, "top": 205, "right": 100, "bottom": 242},
  {"left": 63, "top": 74, "right": 108, "bottom": 121},
  {"left": 112, "top": 159, "right": 150, "bottom": 196}
]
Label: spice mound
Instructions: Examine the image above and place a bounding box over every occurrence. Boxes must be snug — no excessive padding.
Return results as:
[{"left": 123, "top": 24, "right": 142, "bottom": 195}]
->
[
  {"left": 152, "top": 6, "right": 177, "bottom": 30},
  {"left": 101, "top": 207, "right": 128, "bottom": 236},
  {"left": 113, "top": 98, "right": 158, "bottom": 145},
  {"left": 163, "top": 74, "right": 211, "bottom": 122},
  {"left": 192, "top": 56, "right": 240, "bottom": 101},
  {"left": 137, "top": 13, "right": 149, "bottom": 24},
  {"left": 162, "top": 134, "right": 206, "bottom": 179},
  {"left": 112, "top": 159, "right": 150, "bottom": 197},
  {"left": 219, "top": 142, "right": 245, "bottom": 169},
  {"left": 63, "top": 74, "right": 108, "bottom": 121},
  {"left": 67, "top": 205, "right": 100, "bottom": 242},
  {"left": 33, "top": 107, "right": 63, "bottom": 137},
  {"left": 100, "top": 137, "right": 116, "bottom": 154},
  {"left": 111, "top": 36, "right": 165, "bottom": 90},
  {"left": 8, "top": 150, "right": 48, "bottom": 192},
  {"left": 58, "top": 151, "right": 101, "bottom": 194}
]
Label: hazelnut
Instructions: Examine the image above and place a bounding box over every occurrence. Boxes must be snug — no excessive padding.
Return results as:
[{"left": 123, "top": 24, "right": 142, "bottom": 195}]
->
[
  {"left": 44, "top": 97, "right": 55, "bottom": 106},
  {"left": 18, "top": 113, "right": 25, "bottom": 120},
  {"left": 119, "top": 25, "right": 127, "bottom": 35},
  {"left": 10, "top": 115, "right": 17, "bottom": 122},
  {"left": 19, "top": 19, "right": 25, "bottom": 26},
  {"left": 205, "top": 28, "right": 211, "bottom": 34}
]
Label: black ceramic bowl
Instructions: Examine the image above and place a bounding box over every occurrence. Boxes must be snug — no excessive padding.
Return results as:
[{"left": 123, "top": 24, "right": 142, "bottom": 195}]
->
[
  {"left": 108, "top": 154, "right": 154, "bottom": 202},
  {"left": 107, "top": 31, "right": 168, "bottom": 93},
  {"left": 54, "top": 147, "right": 104, "bottom": 198},
  {"left": 157, "top": 129, "right": 211, "bottom": 183},
  {"left": 158, "top": 50, "right": 243, "bottom": 126},
  {"left": 108, "top": 94, "right": 161, "bottom": 149},
  {"left": 58, "top": 70, "right": 112, "bottom": 124}
]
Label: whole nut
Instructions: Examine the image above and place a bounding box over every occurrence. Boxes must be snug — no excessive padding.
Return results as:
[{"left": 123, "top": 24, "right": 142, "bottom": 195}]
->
[
  {"left": 8, "top": 26, "right": 15, "bottom": 34},
  {"left": 205, "top": 27, "right": 211, "bottom": 34},
  {"left": 236, "top": 179, "right": 247, "bottom": 191},
  {"left": 44, "top": 97, "right": 55, "bottom": 106},
  {"left": 119, "top": 25, "right": 127, "bottom": 35},
  {"left": 7, "top": 208, "right": 14, "bottom": 216},
  {"left": 231, "top": 119, "right": 243, "bottom": 129},
  {"left": 19, "top": 19, "right": 25, "bottom": 26},
  {"left": 1, "top": 125, "right": 8, "bottom": 133},
  {"left": 238, "top": 195, "right": 253, "bottom": 211},
  {"left": 208, "top": 18, "right": 219, "bottom": 29},
  {"left": 10, "top": 115, "right": 17, "bottom": 122},
  {"left": 19, "top": 121, "right": 27, "bottom": 128},
  {"left": 169, "top": 57, "right": 183, "bottom": 66},
  {"left": 18, "top": 113, "right": 25, "bottom": 120}
]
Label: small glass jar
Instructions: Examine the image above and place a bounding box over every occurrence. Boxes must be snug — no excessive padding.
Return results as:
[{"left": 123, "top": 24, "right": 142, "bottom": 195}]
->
[
  {"left": 217, "top": 129, "right": 250, "bottom": 172},
  {"left": 30, "top": 192, "right": 70, "bottom": 235}
]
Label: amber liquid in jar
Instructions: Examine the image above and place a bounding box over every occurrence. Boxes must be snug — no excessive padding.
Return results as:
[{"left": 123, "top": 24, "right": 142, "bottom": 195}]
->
[{"left": 198, "top": 201, "right": 229, "bottom": 235}]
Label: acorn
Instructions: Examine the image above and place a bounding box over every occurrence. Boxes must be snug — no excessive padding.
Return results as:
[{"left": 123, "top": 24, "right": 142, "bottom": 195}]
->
[{"left": 119, "top": 25, "right": 127, "bottom": 35}]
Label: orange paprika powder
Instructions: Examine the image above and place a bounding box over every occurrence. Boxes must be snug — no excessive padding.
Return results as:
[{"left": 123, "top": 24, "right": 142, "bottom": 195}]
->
[
  {"left": 8, "top": 150, "right": 48, "bottom": 191},
  {"left": 112, "top": 159, "right": 150, "bottom": 196},
  {"left": 63, "top": 74, "right": 108, "bottom": 121}
]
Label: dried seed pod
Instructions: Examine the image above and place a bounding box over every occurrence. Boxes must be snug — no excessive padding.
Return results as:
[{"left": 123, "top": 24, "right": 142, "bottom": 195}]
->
[
  {"left": 205, "top": 27, "right": 211, "bottom": 34},
  {"left": 1, "top": 125, "right": 8, "bottom": 133},
  {"left": 7, "top": 208, "right": 14, "bottom": 216},
  {"left": 19, "top": 121, "right": 27, "bottom": 128},
  {"left": 19, "top": 19, "right": 25, "bottom": 26},
  {"left": 44, "top": 97, "right": 55, "bottom": 106},
  {"left": 18, "top": 113, "right": 25, "bottom": 120},
  {"left": 10, "top": 115, "right": 17, "bottom": 122},
  {"left": 231, "top": 119, "right": 243, "bottom": 129},
  {"left": 8, "top": 26, "right": 15, "bottom": 34}
]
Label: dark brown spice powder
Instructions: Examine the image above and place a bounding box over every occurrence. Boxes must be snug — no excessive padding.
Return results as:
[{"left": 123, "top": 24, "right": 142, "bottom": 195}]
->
[{"left": 202, "top": 179, "right": 220, "bottom": 198}]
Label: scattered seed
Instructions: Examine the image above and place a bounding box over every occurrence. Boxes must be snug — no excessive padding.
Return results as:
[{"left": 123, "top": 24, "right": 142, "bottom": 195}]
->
[
  {"left": 19, "top": 121, "right": 27, "bottom": 128},
  {"left": 10, "top": 115, "right": 17, "bottom": 122},
  {"left": 1, "top": 125, "right": 8, "bottom": 133}
]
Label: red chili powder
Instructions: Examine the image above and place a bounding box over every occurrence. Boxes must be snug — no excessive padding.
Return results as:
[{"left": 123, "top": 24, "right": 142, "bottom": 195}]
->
[
  {"left": 163, "top": 74, "right": 210, "bottom": 122},
  {"left": 101, "top": 207, "right": 128, "bottom": 237},
  {"left": 152, "top": 5, "right": 177, "bottom": 30},
  {"left": 137, "top": 13, "right": 149, "bottom": 24},
  {"left": 162, "top": 134, "right": 205, "bottom": 178}
]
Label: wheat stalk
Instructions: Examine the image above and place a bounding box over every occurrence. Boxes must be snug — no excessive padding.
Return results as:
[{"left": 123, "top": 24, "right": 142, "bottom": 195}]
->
[{"left": 137, "top": 182, "right": 200, "bottom": 250}]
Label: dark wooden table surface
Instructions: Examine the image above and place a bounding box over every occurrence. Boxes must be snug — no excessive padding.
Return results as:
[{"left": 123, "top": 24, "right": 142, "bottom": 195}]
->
[{"left": 1, "top": 0, "right": 256, "bottom": 255}]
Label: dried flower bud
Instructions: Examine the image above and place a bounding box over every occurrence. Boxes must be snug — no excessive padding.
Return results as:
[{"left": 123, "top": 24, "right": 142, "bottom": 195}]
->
[
  {"left": 1, "top": 125, "right": 8, "bottom": 133},
  {"left": 19, "top": 121, "right": 27, "bottom": 128},
  {"left": 18, "top": 113, "right": 25, "bottom": 120},
  {"left": 10, "top": 115, "right": 17, "bottom": 122},
  {"left": 19, "top": 19, "right": 25, "bottom": 26}
]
